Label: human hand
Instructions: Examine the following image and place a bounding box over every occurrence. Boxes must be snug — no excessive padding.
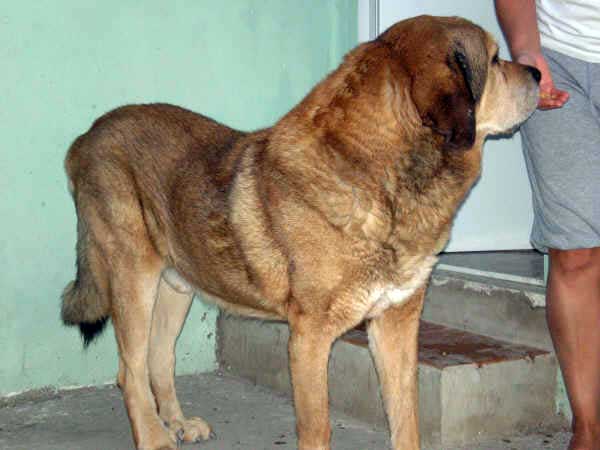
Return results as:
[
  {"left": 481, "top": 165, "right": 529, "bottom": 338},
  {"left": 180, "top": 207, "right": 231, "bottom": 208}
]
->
[{"left": 515, "top": 52, "right": 569, "bottom": 110}]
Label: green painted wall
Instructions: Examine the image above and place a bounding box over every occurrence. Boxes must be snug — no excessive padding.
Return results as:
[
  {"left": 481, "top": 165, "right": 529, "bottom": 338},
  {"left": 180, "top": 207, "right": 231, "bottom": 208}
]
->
[{"left": 0, "top": 1, "right": 357, "bottom": 396}]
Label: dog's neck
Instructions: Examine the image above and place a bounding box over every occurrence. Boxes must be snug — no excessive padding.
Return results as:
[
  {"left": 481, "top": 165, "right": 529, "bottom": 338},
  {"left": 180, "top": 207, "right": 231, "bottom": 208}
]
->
[{"left": 264, "top": 51, "right": 484, "bottom": 254}]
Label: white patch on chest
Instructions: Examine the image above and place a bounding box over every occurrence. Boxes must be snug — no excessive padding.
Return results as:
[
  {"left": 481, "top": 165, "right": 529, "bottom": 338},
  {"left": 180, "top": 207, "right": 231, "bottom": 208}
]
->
[{"left": 365, "top": 255, "right": 438, "bottom": 319}]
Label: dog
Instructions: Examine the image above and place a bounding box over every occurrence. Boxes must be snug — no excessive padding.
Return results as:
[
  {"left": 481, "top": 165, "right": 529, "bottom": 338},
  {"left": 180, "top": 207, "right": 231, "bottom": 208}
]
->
[{"left": 61, "top": 15, "right": 540, "bottom": 450}]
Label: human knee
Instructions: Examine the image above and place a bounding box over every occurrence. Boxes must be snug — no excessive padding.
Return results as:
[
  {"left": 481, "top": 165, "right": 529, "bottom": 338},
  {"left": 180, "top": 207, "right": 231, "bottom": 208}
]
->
[{"left": 549, "top": 248, "right": 599, "bottom": 279}]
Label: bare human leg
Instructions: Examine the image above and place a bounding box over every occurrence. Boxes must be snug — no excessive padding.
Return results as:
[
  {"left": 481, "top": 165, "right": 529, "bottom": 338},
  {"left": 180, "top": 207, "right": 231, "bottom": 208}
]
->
[{"left": 546, "top": 247, "right": 600, "bottom": 450}]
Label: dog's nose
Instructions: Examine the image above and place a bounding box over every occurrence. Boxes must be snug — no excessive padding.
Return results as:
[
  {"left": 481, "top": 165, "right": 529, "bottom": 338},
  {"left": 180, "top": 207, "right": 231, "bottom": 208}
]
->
[{"left": 525, "top": 65, "right": 541, "bottom": 83}]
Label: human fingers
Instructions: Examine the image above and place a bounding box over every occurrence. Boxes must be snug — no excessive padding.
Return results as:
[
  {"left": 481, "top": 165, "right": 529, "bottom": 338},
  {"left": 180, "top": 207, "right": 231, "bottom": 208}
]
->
[{"left": 538, "top": 86, "right": 570, "bottom": 110}]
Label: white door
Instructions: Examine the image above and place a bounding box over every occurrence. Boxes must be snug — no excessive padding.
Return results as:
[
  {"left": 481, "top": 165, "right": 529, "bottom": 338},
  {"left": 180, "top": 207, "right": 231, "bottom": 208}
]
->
[{"left": 358, "top": 0, "right": 534, "bottom": 252}]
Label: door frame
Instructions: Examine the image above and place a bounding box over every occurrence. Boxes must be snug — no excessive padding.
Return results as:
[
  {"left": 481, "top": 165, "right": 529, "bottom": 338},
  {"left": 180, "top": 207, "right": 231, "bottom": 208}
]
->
[{"left": 358, "top": 0, "right": 380, "bottom": 42}]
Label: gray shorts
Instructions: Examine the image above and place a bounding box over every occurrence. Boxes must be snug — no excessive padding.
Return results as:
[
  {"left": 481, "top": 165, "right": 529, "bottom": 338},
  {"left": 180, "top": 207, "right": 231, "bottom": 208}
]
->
[{"left": 520, "top": 47, "right": 600, "bottom": 253}]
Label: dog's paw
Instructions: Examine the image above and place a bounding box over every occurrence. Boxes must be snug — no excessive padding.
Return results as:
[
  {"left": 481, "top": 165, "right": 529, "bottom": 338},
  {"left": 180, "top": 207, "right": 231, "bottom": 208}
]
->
[
  {"left": 169, "top": 416, "right": 213, "bottom": 443},
  {"left": 137, "top": 430, "right": 179, "bottom": 450},
  {"left": 136, "top": 422, "right": 180, "bottom": 450}
]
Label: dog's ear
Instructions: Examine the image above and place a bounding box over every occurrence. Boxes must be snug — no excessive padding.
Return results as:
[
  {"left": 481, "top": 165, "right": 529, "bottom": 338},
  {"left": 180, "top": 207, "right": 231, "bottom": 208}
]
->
[
  {"left": 453, "top": 42, "right": 487, "bottom": 103},
  {"left": 410, "top": 43, "right": 486, "bottom": 150}
]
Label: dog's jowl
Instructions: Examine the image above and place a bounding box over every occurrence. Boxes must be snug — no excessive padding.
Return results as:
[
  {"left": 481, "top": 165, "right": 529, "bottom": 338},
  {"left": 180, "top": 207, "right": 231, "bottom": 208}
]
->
[{"left": 62, "top": 15, "right": 539, "bottom": 450}]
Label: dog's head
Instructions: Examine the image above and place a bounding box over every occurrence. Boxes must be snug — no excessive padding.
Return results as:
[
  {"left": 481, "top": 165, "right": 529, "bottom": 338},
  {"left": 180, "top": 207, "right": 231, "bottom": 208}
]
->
[
  {"left": 374, "top": 15, "right": 539, "bottom": 150},
  {"left": 280, "top": 15, "right": 540, "bottom": 159}
]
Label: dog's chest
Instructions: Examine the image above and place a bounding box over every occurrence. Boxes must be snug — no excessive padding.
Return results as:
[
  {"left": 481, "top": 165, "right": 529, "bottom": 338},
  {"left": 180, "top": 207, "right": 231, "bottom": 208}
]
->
[{"left": 364, "top": 255, "right": 437, "bottom": 319}]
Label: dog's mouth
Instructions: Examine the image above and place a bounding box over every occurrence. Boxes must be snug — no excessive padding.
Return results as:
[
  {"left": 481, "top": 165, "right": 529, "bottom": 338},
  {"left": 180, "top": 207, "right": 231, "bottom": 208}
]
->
[
  {"left": 513, "top": 82, "right": 540, "bottom": 131},
  {"left": 524, "top": 83, "right": 540, "bottom": 115},
  {"left": 495, "top": 79, "right": 539, "bottom": 136}
]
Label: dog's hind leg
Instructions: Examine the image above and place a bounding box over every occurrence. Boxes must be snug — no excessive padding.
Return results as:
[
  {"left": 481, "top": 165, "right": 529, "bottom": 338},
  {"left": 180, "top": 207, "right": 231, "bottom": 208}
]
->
[
  {"left": 148, "top": 273, "right": 213, "bottom": 443},
  {"left": 110, "top": 256, "right": 179, "bottom": 450},
  {"left": 366, "top": 287, "right": 426, "bottom": 450}
]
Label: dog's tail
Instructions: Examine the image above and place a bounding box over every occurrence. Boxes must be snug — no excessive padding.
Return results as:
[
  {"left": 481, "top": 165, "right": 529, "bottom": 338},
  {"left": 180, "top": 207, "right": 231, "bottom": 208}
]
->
[
  {"left": 61, "top": 219, "right": 111, "bottom": 347},
  {"left": 61, "top": 280, "right": 109, "bottom": 348},
  {"left": 62, "top": 146, "right": 111, "bottom": 347}
]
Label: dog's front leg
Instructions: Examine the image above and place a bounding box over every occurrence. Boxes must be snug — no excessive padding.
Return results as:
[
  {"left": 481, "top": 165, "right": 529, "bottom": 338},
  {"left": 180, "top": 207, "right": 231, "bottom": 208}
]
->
[
  {"left": 288, "top": 319, "right": 335, "bottom": 450},
  {"left": 367, "top": 287, "right": 425, "bottom": 450}
]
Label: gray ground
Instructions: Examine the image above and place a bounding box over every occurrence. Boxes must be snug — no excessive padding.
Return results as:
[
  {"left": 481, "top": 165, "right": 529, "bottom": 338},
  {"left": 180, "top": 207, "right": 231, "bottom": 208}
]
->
[{"left": 0, "top": 372, "right": 570, "bottom": 450}]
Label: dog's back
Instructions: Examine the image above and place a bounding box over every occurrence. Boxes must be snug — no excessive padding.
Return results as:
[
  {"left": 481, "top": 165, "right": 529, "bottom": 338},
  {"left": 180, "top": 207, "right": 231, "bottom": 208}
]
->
[{"left": 62, "top": 104, "right": 244, "bottom": 343}]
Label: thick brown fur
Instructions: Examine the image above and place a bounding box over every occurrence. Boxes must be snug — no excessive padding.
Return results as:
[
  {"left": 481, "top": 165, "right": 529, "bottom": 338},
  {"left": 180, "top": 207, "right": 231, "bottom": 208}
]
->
[{"left": 62, "top": 16, "right": 539, "bottom": 450}]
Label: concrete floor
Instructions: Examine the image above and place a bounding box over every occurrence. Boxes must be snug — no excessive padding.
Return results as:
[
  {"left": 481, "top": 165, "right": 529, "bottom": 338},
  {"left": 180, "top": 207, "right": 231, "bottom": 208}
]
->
[{"left": 0, "top": 372, "right": 570, "bottom": 450}]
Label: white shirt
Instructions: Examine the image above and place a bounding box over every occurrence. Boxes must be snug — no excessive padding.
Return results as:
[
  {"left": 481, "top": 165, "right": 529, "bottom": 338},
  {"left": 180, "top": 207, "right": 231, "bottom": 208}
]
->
[{"left": 537, "top": 0, "right": 600, "bottom": 62}]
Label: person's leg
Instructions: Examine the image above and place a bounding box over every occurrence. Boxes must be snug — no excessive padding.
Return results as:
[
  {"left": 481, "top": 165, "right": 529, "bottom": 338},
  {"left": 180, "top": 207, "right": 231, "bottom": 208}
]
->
[
  {"left": 546, "top": 247, "right": 600, "bottom": 450},
  {"left": 520, "top": 50, "right": 600, "bottom": 447}
]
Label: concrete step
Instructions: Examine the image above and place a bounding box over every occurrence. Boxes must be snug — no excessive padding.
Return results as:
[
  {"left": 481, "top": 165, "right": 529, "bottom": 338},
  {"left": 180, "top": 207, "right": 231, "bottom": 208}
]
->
[
  {"left": 424, "top": 269, "right": 552, "bottom": 350},
  {"left": 218, "top": 315, "right": 558, "bottom": 448}
]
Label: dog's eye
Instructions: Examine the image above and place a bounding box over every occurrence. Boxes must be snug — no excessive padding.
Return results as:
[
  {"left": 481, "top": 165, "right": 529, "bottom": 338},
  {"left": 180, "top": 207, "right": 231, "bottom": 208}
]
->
[{"left": 492, "top": 52, "right": 500, "bottom": 65}]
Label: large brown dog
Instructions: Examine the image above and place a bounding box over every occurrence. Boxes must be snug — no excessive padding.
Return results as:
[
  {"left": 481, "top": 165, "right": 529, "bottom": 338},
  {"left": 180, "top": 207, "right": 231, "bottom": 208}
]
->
[{"left": 62, "top": 15, "right": 539, "bottom": 450}]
